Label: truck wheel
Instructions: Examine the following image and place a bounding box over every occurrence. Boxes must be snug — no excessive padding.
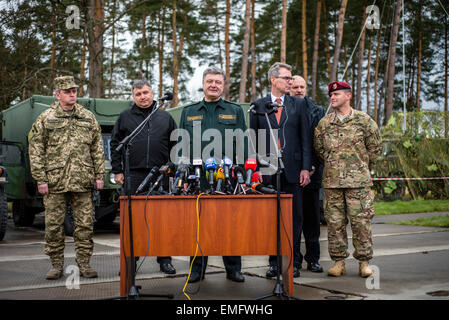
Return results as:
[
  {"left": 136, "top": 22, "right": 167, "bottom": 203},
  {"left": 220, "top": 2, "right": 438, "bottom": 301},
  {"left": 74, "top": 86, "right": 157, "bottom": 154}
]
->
[
  {"left": 64, "top": 203, "right": 74, "bottom": 237},
  {"left": 12, "top": 200, "right": 35, "bottom": 227},
  {"left": 0, "top": 186, "right": 8, "bottom": 241}
]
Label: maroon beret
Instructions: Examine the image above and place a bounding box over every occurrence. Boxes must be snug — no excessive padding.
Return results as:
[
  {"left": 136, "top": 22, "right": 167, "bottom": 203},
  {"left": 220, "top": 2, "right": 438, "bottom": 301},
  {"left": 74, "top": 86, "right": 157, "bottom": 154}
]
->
[{"left": 328, "top": 81, "right": 351, "bottom": 95}]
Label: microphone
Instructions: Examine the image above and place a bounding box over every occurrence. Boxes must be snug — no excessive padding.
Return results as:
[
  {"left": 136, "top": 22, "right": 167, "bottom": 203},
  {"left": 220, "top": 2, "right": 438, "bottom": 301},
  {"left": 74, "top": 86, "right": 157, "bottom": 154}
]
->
[
  {"left": 215, "top": 167, "right": 225, "bottom": 192},
  {"left": 193, "top": 158, "right": 203, "bottom": 180},
  {"left": 172, "top": 163, "right": 190, "bottom": 195},
  {"left": 204, "top": 158, "right": 217, "bottom": 188},
  {"left": 148, "top": 162, "right": 175, "bottom": 193},
  {"left": 220, "top": 156, "right": 233, "bottom": 180},
  {"left": 158, "top": 92, "right": 173, "bottom": 101},
  {"left": 251, "top": 182, "right": 277, "bottom": 194},
  {"left": 265, "top": 101, "right": 280, "bottom": 111},
  {"left": 244, "top": 158, "right": 257, "bottom": 185},
  {"left": 251, "top": 172, "right": 261, "bottom": 183},
  {"left": 248, "top": 103, "right": 257, "bottom": 114},
  {"left": 135, "top": 166, "right": 159, "bottom": 194},
  {"left": 232, "top": 165, "right": 246, "bottom": 185}
]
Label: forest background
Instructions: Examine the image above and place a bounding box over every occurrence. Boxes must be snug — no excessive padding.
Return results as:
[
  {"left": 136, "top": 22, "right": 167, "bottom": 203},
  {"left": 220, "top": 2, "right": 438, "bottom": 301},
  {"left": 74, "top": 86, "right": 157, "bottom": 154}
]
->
[{"left": 1, "top": 0, "right": 448, "bottom": 126}]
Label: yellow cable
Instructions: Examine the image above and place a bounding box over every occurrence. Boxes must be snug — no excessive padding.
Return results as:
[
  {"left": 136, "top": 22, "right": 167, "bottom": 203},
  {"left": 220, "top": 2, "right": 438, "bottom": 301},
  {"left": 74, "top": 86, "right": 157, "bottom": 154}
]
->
[{"left": 183, "top": 193, "right": 206, "bottom": 300}]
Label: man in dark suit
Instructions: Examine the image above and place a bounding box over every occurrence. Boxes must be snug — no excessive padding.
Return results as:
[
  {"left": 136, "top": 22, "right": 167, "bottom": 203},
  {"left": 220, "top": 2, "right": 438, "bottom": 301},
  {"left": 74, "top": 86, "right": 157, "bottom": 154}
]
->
[
  {"left": 249, "top": 62, "right": 312, "bottom": 278},
  {"left": 291, "top": 75, "right": 325, "bottom": 273}
]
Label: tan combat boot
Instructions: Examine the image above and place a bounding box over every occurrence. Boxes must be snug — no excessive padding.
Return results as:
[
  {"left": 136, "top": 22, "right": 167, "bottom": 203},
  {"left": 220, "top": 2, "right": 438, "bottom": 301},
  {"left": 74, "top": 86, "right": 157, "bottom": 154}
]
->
[
  {"left": 359, "top": 261, "right": 374, "bottom": 278},
  {"left": 327, "top": 260, "right": 346, "bottom": 277},
  {"left": 46, "top": 264, "right": 63, "bottom": 280},
  {"left": 79, "top": 264, "right": 98, "bottom": 278}
]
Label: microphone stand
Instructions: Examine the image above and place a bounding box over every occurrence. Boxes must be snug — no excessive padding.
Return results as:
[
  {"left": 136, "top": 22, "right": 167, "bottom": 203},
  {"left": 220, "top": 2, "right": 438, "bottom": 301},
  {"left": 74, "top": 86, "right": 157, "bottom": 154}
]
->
[
  {"left": 111, "top": 100, "right": 173, "bottom": 300},
  {"left": 251, "top": 107, "right": 299, "bottom": 300}
]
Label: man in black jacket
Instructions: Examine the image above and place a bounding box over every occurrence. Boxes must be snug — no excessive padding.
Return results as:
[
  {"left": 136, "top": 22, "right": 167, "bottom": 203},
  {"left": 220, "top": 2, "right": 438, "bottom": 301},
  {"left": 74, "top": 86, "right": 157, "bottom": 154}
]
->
[
  {"left": 110, "top": 80, "right": 177, "bottom": 274},
  {"left": 250, "top": 63, "right": 312, "bottom": 278},
  {"left": 291, "top": 75, "right": 325, "bottom": 273}
]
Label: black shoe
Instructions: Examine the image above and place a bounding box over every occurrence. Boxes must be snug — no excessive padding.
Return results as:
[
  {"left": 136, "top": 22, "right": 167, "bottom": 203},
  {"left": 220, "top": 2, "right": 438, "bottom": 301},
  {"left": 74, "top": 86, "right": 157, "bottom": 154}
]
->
[
  {"left": 266, "top": 265, "right": 278, "bottom": 278},
  {"left": 293, "top": 267, "right": 301, "bottom": 278},
  {"left": 188, "top": 271, "right": 204, "bottom": 283},
  {"left": 226, "top": 271, "right": 245, "bottom": 282},
  {"left": 307, "top": 262, "right": 324, "bottom": 273},
  {"left": 160, "top": 263, "right": 176, "bottom": 274}
]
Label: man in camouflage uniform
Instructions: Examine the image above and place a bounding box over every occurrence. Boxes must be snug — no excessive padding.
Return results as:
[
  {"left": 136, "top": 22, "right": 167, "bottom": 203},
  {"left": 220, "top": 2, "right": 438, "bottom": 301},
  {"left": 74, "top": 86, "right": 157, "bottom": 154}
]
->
[
  {"left": 314, "top": 81, "right": 382, "bottom": 278},
  {"left": 28, "top": 76, "right": 105, "bottom": 280}
]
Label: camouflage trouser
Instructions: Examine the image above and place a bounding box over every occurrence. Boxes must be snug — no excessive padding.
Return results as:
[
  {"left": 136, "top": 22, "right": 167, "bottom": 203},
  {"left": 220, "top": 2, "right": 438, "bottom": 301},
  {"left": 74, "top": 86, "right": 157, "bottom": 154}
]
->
[
  {"left": 323, "top": 187, "right": 375, "bottom": 261},
  {"left": 43, "top": 192, "right": 94, "bottom": 266}
]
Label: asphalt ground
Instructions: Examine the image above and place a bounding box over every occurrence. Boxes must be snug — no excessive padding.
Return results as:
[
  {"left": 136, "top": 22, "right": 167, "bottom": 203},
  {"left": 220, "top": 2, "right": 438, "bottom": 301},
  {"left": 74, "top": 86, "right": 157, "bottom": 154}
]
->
[{"left": 0, "top": 210, "right": 448, "bottom": 314}]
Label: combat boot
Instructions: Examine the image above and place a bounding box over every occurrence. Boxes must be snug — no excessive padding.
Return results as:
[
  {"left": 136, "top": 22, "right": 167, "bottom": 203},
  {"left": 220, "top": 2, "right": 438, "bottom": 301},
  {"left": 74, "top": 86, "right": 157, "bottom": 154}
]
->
[
  {"left": 359, "top": 261, "right": 374, "bottom": 278},
  {"left": 327, "top": 260, "right": 346, "bottom": 277},
  {"left": 46, "top": 264, "right": 63, "bottom": 280},
  {"left": 79, "top": 264, "right": 98, "bottom": 278}
]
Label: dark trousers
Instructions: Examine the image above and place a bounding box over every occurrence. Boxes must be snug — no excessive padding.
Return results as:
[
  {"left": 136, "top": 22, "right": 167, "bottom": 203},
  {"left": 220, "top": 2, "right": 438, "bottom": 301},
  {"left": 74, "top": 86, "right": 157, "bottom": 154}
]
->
[
  {"left": 190, "top": 256, "right": 242, "bottom": 275},
  {"left": 299, "top": 187, "right": 321, "bottom": 264},
  {"left": 268, "top": 174, "right": 304, "bottom": 268},
  {"left": 124, "top": 169, "right": 171, "bottom": 265}
]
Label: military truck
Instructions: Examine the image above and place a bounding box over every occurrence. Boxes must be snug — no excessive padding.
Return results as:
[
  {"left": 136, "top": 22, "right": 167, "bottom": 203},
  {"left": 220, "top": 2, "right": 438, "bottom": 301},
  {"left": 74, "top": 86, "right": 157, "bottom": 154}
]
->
[{"left": 0, "top": 95, "right": 132, "bottom": 235}]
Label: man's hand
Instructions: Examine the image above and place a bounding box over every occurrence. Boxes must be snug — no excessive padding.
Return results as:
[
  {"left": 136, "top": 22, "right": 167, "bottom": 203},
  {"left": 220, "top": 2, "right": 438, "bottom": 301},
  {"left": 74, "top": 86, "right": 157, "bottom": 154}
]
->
[
  {"left": 299, "top": 170, "right": 310, "bottom": 187},
  {"left": 38, "top": 183, "right": 49, "bottom": 195},
  {"left": 95, "top": 180, "right": 104, "bottom": 190},
  {"left": 114, "top": 173, "right": 124, "bottom": 185}
]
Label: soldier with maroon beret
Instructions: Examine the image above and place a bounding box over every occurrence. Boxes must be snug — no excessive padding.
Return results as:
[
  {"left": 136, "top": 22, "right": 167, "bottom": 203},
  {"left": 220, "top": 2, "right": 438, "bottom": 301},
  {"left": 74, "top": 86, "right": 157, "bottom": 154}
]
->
[{"left": 314, "top": 81, "right": 382, "bottom": 278}]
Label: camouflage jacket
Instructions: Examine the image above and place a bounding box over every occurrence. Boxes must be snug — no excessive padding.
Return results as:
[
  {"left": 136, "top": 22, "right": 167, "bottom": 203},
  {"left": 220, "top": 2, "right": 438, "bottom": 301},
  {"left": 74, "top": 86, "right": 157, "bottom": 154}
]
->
[
  {"left": 28, "top": 101, "right": 105, "bottom": 193},
  {"left": 314, "top": 108, "right": 382, "bottom": 188}
]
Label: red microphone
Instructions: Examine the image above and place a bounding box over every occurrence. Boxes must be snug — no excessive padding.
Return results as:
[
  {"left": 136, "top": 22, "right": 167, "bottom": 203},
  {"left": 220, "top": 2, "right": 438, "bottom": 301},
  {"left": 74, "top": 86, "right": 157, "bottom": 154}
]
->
[
  {"left": 244, "top": 158, "right": 258, "bottom": 185},
  {"left": 251, "top": 172, "right": 260, "bottom": 183}
]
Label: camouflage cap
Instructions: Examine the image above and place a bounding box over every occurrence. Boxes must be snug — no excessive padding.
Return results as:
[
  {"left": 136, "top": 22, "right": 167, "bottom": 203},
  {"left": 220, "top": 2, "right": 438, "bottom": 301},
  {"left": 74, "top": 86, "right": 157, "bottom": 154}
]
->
[{"left": 54, "top": 76, "right": 79, "bottom": 90}]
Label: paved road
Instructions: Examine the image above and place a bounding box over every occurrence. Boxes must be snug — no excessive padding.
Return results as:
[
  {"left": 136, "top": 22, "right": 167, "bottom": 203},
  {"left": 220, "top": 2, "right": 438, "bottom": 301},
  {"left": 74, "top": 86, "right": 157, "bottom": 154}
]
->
[{"left": 0, "top": 211, "right": 448, "bottom": 301}]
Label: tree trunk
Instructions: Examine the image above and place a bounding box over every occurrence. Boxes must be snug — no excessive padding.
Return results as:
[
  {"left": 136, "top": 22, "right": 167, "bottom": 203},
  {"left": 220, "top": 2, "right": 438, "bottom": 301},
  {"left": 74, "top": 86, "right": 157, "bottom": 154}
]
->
[
  {"left": 239, "top": 0, "right": 251, "bottom": 103},
  {"left": 171, "top": 0, "right": 179, "bottom": 107},
  {"left": 158, "top": 7, "right": 166, "bottom": 98},
  {"left": 280, "top": 0, "right": 288, "bottom": 63},
  {"left": 416, "top": 4, "right": 422, "bottom": 110},
  {"left": 311, "top": 0, "right": 321, "bottom": 101},
  {"left": 250, "top": 0, "right": 257, "bottom": 101},
  {"left": 79, "top": 34, "right": 87, "bottom": 97},
  {"left": 139, "top": 9, "right": 147, "bottom": 80},
  {"left": 356, "top": 7, "right": 367, "bottom": 110},
  {"left": 301, "top": 0, "right": 307, "bottom": 81},
  {"left": 50, "top": 4, "right": 56, "bottom": 75},
  {"left": 224, "top": 0, "right": 231, "bottom": 100},
  {"left": 445, "top": 17, "right": 448, "bottom": 138},
  {"left": 323, "top": 2, "right": 331, "bottom": 80},
  {"left": 330, "top": 0, "right": 348, "bottom": 82},
  {"left": 108, "top": 0, "right": 117, "bottom": 96},
  {"left": 85, "top": 0, "right": 105, "bottom": 98},
  {"left": 366, "top": 34, "right": 372, "bottom": 116},
  {"left": 385, "top": 0, "right": 402, "bottom": 124}
]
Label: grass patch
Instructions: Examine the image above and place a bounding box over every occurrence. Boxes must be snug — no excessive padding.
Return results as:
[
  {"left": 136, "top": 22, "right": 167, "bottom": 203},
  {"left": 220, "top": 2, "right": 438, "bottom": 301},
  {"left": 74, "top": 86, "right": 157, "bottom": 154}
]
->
[
  {"left": 374, "top": 199, "right": 449, "bottom": 215},
  {"left": 391, "top": 214, "right": 449, "bottom": 228}
]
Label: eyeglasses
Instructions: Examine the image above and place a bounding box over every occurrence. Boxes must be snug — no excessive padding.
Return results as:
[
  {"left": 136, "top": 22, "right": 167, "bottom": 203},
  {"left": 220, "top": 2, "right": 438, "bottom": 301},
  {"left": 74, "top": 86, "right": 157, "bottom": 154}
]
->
[{"left": 276, "top": 76, "right": 293, "bottom": 82}]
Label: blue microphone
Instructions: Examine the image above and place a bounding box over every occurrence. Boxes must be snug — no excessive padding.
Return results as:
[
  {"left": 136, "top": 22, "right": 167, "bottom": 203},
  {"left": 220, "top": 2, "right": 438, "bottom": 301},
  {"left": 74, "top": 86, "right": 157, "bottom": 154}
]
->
[
  {"left": 221, "top": 156, "right": 233, "bottom": 180},
  {"left": 205, "top": 158, "right": 217, "bottom": 187}
]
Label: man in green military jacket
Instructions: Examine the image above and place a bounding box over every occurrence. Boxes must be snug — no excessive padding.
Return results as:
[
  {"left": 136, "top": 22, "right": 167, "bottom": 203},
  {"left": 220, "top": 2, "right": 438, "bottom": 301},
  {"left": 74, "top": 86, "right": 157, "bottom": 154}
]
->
[
  {"left": 178, "top": 67, "right": 247, "bottom": 284},
  {"left": 314, "top": 81, "right": 382, "bottom": 278},
  {"left": 28, "top": 76, "right": 105, "bottom": 280}
]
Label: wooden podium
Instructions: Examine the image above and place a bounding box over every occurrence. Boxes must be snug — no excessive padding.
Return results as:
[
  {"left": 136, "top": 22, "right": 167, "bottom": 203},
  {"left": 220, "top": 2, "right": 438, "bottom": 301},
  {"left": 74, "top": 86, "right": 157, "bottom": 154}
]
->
[{"left": 120, "top": 194, "right": 294, "bottom": 297}]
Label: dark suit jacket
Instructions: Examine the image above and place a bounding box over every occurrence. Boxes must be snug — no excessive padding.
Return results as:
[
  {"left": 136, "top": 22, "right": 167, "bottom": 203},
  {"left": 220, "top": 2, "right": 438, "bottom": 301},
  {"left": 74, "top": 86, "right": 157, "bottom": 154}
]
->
[{"left": 249, "top": 94, "right": 312, "bottom": 184}]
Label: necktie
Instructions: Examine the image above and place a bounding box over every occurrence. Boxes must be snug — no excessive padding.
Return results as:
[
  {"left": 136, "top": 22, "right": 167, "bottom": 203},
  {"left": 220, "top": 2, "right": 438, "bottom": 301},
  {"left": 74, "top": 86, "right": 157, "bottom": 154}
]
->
[
  {"left": 275, "top": 97, "right": 283, "bottom": 149},
  {"left": 275, "top": 98, "right": 283, "bottom": 124}
]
